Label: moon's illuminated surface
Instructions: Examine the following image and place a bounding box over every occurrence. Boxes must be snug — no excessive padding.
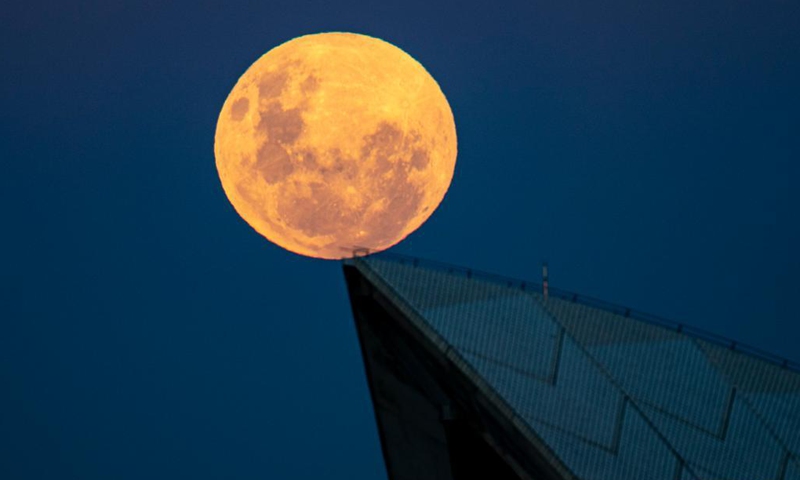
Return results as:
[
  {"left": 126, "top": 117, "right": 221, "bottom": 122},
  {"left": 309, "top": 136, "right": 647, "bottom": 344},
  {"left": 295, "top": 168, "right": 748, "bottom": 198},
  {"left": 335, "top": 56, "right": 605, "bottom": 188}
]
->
[{"left": 215, "top": 32, "right": 457, "bottom": 259}]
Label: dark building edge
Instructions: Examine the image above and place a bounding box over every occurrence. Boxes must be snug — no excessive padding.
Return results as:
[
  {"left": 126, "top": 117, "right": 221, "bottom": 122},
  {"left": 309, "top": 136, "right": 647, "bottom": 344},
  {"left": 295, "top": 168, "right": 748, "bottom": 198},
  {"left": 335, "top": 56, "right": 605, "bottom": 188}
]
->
[{"left": 343, "top": 262, "right": 573, "bottom": 480}]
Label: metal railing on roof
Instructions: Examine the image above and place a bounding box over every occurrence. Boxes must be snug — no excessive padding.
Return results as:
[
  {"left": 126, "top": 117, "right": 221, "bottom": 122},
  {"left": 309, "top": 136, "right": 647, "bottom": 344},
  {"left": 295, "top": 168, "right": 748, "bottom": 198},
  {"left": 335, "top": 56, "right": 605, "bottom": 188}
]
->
[{"left": 345, "top": 251, "right": 800, "bottom": 374}]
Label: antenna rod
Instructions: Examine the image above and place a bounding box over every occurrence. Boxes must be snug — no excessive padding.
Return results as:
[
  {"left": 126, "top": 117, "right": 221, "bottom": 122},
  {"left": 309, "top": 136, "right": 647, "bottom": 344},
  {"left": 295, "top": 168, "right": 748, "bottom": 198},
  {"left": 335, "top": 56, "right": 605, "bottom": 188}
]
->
[{"left": 542, "top": 262, "right": 549, "bottom": 300}]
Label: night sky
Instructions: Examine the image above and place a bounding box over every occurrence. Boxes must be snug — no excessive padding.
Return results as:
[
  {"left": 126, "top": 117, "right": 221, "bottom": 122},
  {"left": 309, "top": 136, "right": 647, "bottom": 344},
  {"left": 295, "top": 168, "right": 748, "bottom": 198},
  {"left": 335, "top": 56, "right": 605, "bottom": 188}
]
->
[{"left": 2, "top": 1, "right": 799, "bottom": 479}]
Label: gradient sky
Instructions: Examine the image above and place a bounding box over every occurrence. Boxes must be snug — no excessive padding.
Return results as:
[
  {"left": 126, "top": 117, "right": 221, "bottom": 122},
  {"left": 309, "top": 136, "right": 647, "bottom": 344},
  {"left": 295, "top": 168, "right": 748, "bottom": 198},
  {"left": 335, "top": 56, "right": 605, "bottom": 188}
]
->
[{"left": 2, "top": 1, "right": 798, "bottom": 479}]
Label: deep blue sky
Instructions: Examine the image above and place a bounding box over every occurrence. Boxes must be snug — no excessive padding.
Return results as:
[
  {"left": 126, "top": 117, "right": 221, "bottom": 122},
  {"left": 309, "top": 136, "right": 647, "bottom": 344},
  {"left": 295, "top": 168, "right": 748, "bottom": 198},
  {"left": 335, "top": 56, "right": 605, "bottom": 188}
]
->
[{"left": 2, "top": 1, "right": 798, "bottom": 478}]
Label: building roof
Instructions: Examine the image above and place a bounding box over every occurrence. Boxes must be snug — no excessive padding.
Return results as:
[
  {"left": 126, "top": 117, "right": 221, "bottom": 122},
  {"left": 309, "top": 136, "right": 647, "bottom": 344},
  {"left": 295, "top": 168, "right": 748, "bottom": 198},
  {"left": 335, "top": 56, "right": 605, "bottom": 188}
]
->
[{"left": 344, "top": 253, "right": 800, "bottom": 480}]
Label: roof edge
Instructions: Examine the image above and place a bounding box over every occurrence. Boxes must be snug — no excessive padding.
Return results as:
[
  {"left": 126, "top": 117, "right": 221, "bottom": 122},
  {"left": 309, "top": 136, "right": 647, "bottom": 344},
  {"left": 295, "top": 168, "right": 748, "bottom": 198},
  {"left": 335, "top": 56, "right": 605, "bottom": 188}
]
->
[{"left": 343, "top": 252, "right": 799, "bottom": 374}]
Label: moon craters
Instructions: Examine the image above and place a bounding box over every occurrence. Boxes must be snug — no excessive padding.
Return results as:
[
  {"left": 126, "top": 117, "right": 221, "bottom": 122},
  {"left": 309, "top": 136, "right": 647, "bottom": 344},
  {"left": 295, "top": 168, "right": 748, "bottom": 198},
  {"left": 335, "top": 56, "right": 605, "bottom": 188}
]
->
[
  {"left": 230, "top": 98, "right": 249, "bottom": 121},
  {"left": 253, "top": 70, "right": 315, "bottom": 185},
  {"left": 279, "top": 182, "right": 358, "bottom": 238},
  {"left": 256, "top": 143, "right": 294, "bottom": 184},
  {"left": 258, "top": 70, "right": 290, "bottom": 100},
  {"left": 242, "top": 118, "right": 428, "bottom": 255},
  {"left": 411, "top": 149, "right": 429, "bottom": 170},
  {"left": 215, "top": 33, "right": 457, "bottom": 259}
]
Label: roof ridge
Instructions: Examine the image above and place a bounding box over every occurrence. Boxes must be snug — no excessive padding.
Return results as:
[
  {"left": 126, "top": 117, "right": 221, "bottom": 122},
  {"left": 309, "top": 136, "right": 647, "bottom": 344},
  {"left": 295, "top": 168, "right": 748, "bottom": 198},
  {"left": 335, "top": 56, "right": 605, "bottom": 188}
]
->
[{"left": 350, "top": 251, "right": 800, "bottom": 374}]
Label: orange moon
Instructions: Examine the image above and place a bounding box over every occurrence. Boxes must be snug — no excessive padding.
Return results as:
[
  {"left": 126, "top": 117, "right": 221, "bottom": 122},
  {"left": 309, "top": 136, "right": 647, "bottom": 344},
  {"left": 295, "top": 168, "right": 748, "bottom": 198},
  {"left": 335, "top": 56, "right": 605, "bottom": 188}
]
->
[{"left": 214, "top": 33, "right": 457, "bottom": 259}]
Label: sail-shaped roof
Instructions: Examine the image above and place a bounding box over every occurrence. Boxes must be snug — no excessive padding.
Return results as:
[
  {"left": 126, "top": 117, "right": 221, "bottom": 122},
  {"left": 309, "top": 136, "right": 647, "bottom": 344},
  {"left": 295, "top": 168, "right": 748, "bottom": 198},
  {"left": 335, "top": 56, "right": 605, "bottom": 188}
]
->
[{"left": 344, "top": 254, "right": 799, "bottom": 480}]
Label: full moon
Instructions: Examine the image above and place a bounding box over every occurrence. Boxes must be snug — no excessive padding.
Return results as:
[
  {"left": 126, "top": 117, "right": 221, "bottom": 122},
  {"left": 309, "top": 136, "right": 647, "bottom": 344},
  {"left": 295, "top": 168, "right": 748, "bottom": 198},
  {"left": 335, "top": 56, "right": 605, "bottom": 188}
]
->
[{"left": 214, "top": 32, "right": 457, "bottom": 259}]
